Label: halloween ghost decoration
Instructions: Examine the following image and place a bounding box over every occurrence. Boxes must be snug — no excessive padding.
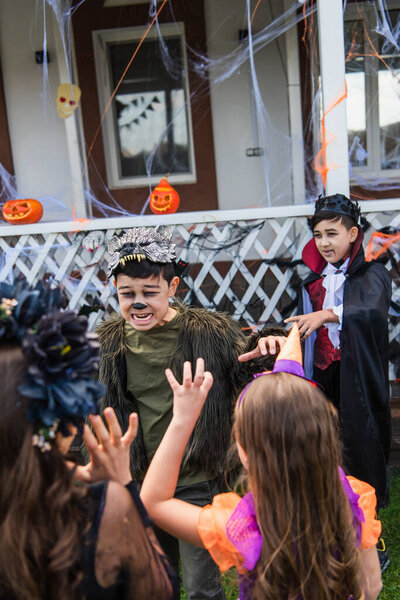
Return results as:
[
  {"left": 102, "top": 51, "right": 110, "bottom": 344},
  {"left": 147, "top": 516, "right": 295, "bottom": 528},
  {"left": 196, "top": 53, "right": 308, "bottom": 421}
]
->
[
  {"left": 2, "top": 199, "right": 43, "bottom": 224},
  {"left": 82, "top": 230, "right": 105, "bottom": 252},
  {"left": 149, "top": 178, "right": 180, "bottom": 215},
  {"left": 57, "top": 83, "right": 81, "bottom": 119}
]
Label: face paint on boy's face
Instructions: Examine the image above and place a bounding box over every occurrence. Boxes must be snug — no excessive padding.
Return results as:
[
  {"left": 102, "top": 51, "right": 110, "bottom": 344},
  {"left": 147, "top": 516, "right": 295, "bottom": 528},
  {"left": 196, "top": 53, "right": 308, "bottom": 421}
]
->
[
  {"left": 312, "top": 220, "right": 358, "bottom": 264},
  {"left": 116, "top": 273, "right": 179, "bottom": 331}
]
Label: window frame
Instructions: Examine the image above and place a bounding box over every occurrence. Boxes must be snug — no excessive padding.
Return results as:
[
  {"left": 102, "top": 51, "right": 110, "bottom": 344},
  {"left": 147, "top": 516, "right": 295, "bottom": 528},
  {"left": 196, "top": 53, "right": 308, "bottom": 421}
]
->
[
  {"left": 344, "top": 1, "right": 400, "bottom": 182},
  {"left": 92, "top": 21, "right": 197, "bottom": 189}
]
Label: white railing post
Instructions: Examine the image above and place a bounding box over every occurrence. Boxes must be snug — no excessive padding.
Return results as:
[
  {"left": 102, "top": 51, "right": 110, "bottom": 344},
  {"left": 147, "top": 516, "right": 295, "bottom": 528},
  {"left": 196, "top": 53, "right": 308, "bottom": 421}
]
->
[
  {"left": 284, "top": 0, "right": 306, "bottom": 204},
  {"left": 317, "top": 0, "right": 350, "bottom": 196},
  {"left": 52, "top": 11, "right": 88, "bottom": 219}
]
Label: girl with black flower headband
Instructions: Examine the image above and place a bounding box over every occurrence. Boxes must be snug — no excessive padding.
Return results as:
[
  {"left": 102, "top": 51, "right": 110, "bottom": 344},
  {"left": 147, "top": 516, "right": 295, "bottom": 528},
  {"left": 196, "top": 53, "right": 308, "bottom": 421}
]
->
[{"left": 0, "top": 280, "right": 176, "bottom": 600}]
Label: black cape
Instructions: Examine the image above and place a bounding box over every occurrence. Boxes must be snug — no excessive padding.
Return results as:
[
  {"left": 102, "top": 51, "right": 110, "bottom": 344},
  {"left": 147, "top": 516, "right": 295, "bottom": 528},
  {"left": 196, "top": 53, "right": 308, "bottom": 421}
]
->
[{"left": 299, "top": 230, "right": 392, "bottom": 508}]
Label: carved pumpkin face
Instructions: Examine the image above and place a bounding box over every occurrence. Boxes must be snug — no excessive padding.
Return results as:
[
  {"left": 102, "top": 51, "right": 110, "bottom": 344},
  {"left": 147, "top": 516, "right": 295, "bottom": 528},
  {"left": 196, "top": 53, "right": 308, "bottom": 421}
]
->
[
  {"left": 150, "top": 179, "right": 180, "bottom": 215},
  {"left": 2, "top": 199, "right": 43, "bottom": 225}
]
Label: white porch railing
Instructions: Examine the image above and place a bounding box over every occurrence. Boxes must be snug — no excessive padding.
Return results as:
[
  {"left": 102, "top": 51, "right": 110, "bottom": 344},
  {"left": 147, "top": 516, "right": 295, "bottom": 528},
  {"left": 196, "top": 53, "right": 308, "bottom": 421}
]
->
[{"left": 1, "top": 201, "right": 399, "bottom": 348}]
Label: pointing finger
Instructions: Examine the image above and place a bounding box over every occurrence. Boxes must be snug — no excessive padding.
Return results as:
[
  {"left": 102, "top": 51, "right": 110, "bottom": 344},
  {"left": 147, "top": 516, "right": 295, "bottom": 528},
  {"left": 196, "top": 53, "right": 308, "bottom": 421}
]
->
[{"left": 284, "top": 316, "right": 299, "bottom": 323}]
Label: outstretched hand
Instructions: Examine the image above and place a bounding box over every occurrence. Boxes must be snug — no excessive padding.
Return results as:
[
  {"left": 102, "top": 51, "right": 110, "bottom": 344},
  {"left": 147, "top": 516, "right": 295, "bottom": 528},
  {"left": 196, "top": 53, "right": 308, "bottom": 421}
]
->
[
  {"left": 72, "top": 408, "right": 137, "bottom": 486},
  {"left": 165, "top": 358, "right": 213, "bottom": 428},
  {"left": 285, "top": 309, "right": 337, "bottom": 340},
  {"left": 238, "top": 335, "right": 287, "bottom": 362}
]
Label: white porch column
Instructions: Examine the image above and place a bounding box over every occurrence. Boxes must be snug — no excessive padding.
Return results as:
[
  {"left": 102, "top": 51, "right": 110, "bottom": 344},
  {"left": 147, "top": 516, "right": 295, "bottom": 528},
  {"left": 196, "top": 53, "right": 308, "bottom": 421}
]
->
[
  {"left": 52, "top": 12, "right": 89, "bottom": 219},
  {"left": 284, "top": 0, "right": 306, "bottom": 204},
  {"left": 317, "top": 0, "right": 350, "bottom": 196}
]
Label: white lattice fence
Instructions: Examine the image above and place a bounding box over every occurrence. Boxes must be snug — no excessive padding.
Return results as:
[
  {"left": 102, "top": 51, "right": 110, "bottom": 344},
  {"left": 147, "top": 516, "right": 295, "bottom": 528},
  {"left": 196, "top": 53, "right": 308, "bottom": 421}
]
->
[{"left": 0, "top": 202, "right": 399, "bottom": 342}]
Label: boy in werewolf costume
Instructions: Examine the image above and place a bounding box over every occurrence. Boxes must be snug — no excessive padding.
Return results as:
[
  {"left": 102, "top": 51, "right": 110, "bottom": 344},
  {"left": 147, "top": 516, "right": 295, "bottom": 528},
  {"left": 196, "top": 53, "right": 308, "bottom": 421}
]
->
[{"left": 98, "top": 226, "right": 286, "bottom": 600}]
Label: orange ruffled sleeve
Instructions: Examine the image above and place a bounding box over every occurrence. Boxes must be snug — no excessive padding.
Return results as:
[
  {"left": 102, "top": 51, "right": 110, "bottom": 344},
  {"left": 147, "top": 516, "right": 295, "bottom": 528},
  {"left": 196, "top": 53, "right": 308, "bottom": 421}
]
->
[
  {"left": 347, "top": 476, "right": 382, "bottom": 549},
  {"left": 198, "top": 492, "right": 247, "bottom": 574}
]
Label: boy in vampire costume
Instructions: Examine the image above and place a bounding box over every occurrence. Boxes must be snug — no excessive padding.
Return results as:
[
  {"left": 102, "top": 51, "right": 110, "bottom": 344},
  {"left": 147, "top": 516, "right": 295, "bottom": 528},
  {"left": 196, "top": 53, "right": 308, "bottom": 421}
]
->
[
  {"left": 97, "top": 226, "right": 287, "bottom": 600},
  {"left": 286, "top": 195, "right": 392, "bottom": 514}
]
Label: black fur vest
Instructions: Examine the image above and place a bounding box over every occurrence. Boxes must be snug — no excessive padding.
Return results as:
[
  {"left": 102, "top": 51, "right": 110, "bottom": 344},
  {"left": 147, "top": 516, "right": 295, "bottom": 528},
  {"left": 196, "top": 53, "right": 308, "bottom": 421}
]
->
[{"left": 96, "top": 305, "right": 285, "bottom": 479}]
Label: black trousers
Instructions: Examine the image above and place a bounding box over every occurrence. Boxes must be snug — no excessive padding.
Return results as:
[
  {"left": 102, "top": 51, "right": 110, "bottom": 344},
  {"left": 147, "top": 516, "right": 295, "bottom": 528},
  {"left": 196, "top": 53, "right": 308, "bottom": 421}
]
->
[{"left": 313, "top": 360, "right": 341, "bottom": 412}]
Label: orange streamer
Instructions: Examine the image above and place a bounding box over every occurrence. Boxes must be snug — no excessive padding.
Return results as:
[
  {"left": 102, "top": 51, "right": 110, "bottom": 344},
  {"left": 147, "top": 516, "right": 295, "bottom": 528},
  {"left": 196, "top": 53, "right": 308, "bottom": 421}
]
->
[
  {"left": 356, "top": 0, "right": 399, "bottom": 79},
  {"left": 301, "top": 1, "right": 308, "bottom": 46},
  {"left": 71, "top": 204, "right": 90, "bottom": 233},
  {"left": 345, "top": 1, "right": 400, "bottom": 82},
  {"left": 240, "top": 322, "right": 268, "bottom": 333},
  {"left": 250, "top": 0, "right": 262, "bottom": 26},
  {"left": 313, "top": 87, "right": 348, "bottom": 188},
  {"left": 365, "top": 231, "right": 400, "bottom": 262},
  {"left": 87, "top": 0, "right": 169, "bottom": 160}
]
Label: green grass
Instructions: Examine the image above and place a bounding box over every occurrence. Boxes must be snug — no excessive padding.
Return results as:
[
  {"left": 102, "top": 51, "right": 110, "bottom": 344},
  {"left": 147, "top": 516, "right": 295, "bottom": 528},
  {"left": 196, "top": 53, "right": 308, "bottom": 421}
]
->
[
  {"left": 220, "top": 571, "right": 239, "bottom": 599},
  {"left": 180, "top": 469, "right": 400, "bottom": 599},
  {"left": 179, "top": 566, "right": 239, "bottom": 599}
]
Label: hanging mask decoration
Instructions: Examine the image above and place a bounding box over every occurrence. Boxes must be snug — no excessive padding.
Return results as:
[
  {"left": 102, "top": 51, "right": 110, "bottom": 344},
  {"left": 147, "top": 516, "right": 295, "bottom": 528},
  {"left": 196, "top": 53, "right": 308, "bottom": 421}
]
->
[
  {"left": 149, "top": 178, "right": 180, "bottom": 215},
  {"left": 2, "top": 199, "right": 43, "bottom": 225},
  {"left": 57, "top": 83, "right": 81, "bottom": 119}
]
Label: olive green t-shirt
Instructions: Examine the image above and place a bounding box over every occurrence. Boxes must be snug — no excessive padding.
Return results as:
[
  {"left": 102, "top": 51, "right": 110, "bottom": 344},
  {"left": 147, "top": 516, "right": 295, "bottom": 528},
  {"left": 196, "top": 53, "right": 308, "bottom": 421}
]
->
[{"left": 124, "top": 313, "right": 211, "bottom": 486}]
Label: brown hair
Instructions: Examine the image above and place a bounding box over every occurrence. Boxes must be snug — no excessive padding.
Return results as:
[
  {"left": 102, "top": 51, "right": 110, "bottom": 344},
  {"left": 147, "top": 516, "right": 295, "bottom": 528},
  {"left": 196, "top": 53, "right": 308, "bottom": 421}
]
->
[
  {"left": 114, "top": 259, "right": 176, "bottom": 284},
  {"left": 234, "top": 373, "right": 363, "bottom": 600},
  {"left": 310, "top": 210, "right": 358, "bottom": 231},
  {"left": 0, "top": 345, "right": 87, "bottom": 600}
]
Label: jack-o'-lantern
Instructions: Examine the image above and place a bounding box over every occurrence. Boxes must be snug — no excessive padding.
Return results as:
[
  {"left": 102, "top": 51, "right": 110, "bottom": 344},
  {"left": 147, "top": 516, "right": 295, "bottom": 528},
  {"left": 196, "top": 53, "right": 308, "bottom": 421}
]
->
[
  {"left": 2, "top": 199, "right": 43, "bottom": 225},
  {"left": 149, "top": 178, "right": 180, "bottom": 215}
]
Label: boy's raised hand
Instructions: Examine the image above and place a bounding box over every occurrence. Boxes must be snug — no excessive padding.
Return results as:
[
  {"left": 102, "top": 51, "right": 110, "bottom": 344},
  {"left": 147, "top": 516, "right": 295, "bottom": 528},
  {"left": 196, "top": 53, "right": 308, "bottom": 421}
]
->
[
  {"left": 165, "top": 358, "right": 213, "bottom": 428},
  {"left": 73, "top": 408, "right": 137, "bottom": 485},
  {"left": 238, "top": 335, "right": 287, "bottom": 362}
]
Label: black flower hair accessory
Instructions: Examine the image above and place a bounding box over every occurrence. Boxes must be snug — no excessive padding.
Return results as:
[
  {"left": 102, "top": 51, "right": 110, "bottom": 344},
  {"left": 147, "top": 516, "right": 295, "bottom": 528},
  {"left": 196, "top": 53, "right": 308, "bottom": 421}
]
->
[
  {"left": 19, "top": 311, "right": 105, "bottom": 437},
  {"left": 0, "top": 279, "right": 64, "bottom": 342},
  {"left": 0, "top": 279, "right": 105, "bottom": 448}
]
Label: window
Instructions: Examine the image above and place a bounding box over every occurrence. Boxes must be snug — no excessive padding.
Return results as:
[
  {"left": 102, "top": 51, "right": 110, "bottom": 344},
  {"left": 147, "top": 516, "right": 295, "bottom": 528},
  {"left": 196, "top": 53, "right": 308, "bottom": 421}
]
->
[
  {"left": 93, "top": 22, "right": 196, "bottom": 188},
  {"left": 344, "top": 3, "right": 400, "bottom": 178}
]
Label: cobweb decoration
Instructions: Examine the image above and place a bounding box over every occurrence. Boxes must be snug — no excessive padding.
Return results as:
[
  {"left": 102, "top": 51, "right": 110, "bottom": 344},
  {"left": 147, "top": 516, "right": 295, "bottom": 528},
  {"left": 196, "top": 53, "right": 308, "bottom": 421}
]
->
[{"left": 1, "top": 0, "right": 400, "bottom": 219}]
